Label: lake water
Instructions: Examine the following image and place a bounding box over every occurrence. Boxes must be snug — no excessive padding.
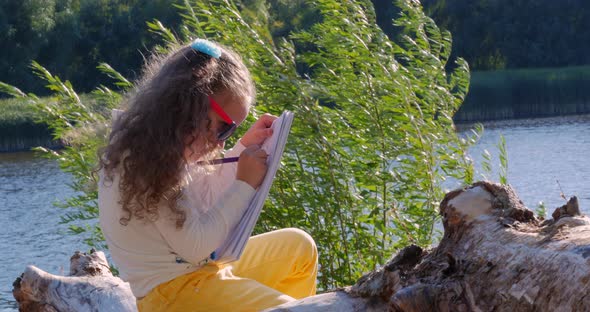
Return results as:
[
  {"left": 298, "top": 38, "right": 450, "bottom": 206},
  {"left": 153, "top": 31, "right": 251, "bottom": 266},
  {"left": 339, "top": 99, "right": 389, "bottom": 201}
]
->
[
  {"left": 0, "top": 153, "right": 86, "bottom": 311},
  {"left": 1, "top": 114, "right": 589, "bottom": 310},
  {"left": 459, "top": 114, "right": 590, "bottom": 211}
]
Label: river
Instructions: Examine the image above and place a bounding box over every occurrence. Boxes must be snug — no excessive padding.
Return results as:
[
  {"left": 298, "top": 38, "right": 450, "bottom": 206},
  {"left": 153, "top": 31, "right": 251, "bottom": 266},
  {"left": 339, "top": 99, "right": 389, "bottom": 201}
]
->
[{"left": 1, "top": 114, "right": 589, "bottom": 310}]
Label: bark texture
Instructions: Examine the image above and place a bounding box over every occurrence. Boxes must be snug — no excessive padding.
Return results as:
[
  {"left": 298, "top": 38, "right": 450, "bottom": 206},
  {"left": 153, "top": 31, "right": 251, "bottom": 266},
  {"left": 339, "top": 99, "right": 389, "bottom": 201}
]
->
[
  {"left": 12, "top": 249, "right": 136, "bottom": 312},
  {"left": 268, "top": 181, "right": 590, "bottom": 312},
  {"left": 13, "top": 182, "right": 590, "bottom": 311}
]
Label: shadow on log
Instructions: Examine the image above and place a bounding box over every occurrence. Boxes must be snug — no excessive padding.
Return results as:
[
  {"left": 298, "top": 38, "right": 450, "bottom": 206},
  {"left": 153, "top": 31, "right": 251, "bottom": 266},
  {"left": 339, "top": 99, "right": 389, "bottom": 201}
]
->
[{"left": 13, "top": 182, "right": 590, "bottom": 311}]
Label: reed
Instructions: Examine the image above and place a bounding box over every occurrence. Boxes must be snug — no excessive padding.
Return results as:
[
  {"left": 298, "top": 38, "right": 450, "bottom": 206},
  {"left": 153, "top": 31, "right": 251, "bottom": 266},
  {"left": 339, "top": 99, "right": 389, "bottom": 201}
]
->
[
  {"left": 0, "top": 97, "right": 53, "bottom": 152},
  {"left": 454, "top": 66, "right": 590, "bottom": 122},
  {"left": 0, "top": 97, "right": 37, "bottom": 126}
]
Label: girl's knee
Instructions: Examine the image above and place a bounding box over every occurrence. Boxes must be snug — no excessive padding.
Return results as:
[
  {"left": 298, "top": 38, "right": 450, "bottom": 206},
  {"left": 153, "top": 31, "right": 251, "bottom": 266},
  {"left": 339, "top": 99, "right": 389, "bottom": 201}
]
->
[{"left": 281, "top": 228, "right": 317, "bottom": 261}]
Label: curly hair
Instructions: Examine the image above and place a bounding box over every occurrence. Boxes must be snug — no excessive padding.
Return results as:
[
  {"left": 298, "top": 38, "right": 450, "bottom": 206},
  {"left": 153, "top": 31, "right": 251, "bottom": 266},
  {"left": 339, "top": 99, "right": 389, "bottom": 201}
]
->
[{"left": 99, "top": 42, "right": 254, "bottom": 228}]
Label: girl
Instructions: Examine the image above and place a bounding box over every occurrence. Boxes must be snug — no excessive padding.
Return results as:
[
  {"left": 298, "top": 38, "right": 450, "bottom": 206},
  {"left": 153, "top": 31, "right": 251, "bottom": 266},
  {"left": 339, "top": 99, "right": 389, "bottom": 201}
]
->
[{"left": 98, "top": 39, "right": 318, "bottom": 311}]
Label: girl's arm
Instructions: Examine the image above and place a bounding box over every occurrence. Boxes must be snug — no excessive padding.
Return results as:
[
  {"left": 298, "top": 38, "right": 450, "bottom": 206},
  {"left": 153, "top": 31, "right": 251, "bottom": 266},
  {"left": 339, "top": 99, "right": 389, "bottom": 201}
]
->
[
  {"left": 184, "top": 140, "right": 246, "bottom": 208},
  {"left": 202, "top": 114, "right": 276, "bottom": 194},
  {"left": 153, "top": 179, "right": 255, "bottom": 264}
]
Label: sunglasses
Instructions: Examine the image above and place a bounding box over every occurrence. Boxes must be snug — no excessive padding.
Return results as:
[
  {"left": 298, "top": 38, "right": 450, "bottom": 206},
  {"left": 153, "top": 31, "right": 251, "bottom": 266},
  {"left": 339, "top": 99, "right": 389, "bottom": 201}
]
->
[{"left": 208, "top": 96, "right": 237, "bottom": 142}]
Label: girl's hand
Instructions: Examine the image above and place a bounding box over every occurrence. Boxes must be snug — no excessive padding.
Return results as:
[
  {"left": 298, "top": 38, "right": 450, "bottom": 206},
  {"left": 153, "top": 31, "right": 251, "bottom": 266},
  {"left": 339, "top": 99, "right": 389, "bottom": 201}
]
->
[
  {"left": 236, "top": 145, "right": 268, "bottom": 189},
  {"left": 240, "top": 114, "right": 277, "bottom": 147}
]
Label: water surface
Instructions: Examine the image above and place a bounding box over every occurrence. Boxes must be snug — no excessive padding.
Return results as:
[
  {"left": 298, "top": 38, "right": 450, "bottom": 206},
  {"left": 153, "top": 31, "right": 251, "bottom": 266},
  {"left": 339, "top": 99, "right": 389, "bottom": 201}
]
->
[
  {"left": 0, "top": 152, "right": 86, "bottom": 311},
  {"left": 461, "top": 114, "right": 590, "bottom": 212},
  {"left": 1, "top": 114, "right": 589, "bottom": 310}
]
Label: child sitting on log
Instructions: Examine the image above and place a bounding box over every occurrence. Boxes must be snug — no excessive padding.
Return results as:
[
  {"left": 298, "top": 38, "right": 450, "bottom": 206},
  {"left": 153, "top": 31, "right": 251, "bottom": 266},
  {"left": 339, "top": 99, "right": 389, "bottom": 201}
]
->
[{"left": 98, "top": 38, "right": 317, "bottom": 311}]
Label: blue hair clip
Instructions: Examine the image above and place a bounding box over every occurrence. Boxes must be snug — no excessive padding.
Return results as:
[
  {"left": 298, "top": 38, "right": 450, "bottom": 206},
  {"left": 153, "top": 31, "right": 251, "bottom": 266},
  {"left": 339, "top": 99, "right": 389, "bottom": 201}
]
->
[{"left": 190, "top": 39, "right": 222, "bottom": 59}]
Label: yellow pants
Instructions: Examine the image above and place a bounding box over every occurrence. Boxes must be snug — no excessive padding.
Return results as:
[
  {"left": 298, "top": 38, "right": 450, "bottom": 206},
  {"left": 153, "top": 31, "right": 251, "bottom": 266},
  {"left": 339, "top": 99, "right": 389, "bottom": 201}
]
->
[{"left": 137, "top": 228, "right": 318, "bottom": 312}]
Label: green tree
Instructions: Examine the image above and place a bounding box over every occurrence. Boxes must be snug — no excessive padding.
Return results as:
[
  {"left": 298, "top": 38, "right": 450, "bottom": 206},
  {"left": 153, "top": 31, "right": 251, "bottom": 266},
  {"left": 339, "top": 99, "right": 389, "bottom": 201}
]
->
[
  {"left": 0, "top": 0, "right": 183, "bottom": 95},
  {"left": 421, "top": 0, "right": 590, "bottom": 70},
  {"left": 1, "top": 0, "right": 474, "bottom": 290}
]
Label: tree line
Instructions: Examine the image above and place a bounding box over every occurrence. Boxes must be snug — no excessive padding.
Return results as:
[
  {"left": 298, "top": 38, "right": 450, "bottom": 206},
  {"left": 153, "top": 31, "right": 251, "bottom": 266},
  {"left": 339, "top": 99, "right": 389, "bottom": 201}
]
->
[
  {"left": 3, "top": 0, "right": 590, "bottom": 96},
  {"left": 421, "top": 0, "right": 590, "bottom": 70},
  {"left": 1, "top": 0, "right": 182, "bottom": 95}
]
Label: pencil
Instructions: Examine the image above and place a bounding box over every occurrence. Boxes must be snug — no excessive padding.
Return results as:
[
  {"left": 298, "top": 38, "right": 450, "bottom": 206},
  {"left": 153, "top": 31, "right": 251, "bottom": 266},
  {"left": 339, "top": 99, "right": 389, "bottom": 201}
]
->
[{"left": 196, "top": 156, "right": 240, "bottom": 166}]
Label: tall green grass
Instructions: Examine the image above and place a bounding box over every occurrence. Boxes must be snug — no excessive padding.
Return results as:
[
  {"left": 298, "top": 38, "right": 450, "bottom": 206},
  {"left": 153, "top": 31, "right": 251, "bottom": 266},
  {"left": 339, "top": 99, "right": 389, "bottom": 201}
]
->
[
  {"left": 0, "top": 97, "right": 38, "bottom": 127},
  {"left": 454, "top": 66, "right": 590, "bottom": 122},
  {"left": 0, "top": 97, "right": 53, "bottom": 152},
  {"left": 0, "top": 94, "right": 102, "bottom": 152}
]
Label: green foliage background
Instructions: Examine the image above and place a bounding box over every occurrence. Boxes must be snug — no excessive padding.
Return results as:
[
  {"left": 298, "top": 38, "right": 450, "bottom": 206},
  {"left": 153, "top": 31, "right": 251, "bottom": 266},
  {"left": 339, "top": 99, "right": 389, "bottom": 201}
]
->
[
  {"left": 422, "top": 0, "right": 590, "bottom": 70},
  {"left": 3, "top": 0, "right": 590, "bottom": 98},
  {"left": 1, "top": 0, "right": 475, "bottom": 290},
  {"left": 0, "top": 0, "right": 183, "bottom": 95},
  {"left": 4, "top": 0, "right": 590, "bottom": 126}
]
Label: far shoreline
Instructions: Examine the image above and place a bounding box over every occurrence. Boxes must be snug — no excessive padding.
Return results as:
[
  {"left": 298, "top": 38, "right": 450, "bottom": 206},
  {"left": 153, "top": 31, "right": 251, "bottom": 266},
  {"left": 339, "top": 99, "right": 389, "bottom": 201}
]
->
[{"left": 4, "top": 64, "right": 590, "bottom": 152}]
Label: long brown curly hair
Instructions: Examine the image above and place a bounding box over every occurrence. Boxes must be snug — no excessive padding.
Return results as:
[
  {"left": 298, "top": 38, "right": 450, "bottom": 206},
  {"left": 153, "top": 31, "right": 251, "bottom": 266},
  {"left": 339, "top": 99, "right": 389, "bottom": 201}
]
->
[{"left": 99, "top": 41, "right": 254, "bottom": 228}]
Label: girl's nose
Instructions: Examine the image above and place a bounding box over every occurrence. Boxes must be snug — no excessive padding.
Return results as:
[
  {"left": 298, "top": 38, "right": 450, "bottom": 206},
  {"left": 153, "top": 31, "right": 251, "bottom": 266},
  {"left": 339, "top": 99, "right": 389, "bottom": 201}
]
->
[{"left": 217, "top": 141, "right": 225, "bottom": 149}]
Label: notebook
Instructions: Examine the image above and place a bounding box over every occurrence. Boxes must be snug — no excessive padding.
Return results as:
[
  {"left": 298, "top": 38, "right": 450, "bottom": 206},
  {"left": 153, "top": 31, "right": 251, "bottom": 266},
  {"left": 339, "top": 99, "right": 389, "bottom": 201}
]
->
[{"left": 212, "top": 111, "right": 294, "bottom": 264}]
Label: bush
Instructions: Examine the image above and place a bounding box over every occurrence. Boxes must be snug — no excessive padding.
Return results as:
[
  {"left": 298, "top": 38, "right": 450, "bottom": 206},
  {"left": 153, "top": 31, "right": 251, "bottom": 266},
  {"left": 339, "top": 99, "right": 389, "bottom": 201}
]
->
[{"left": 1, "top": 0, "right": 474, "bottom": 291}]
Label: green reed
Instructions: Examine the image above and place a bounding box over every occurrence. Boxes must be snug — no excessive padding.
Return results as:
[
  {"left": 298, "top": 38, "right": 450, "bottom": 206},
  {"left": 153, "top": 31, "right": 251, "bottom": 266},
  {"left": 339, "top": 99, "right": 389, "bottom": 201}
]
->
[{"left": 455, "top": 66, "right": 590, "bottom": 122}]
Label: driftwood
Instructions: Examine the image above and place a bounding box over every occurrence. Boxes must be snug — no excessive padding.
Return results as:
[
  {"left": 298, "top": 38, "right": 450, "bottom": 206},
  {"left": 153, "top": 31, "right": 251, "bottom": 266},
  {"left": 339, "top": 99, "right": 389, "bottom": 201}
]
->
[
  {"left": 13, "top": 181, "right": 590, "bottom": 311},
  {"left": 13, "top": 250, "right": 136, "bottom": 312}
]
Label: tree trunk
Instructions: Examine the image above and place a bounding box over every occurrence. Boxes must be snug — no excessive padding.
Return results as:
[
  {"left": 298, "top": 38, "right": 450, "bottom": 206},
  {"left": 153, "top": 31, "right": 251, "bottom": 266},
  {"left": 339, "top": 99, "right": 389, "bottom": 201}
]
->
[
  {"left": 267, "top": 181, "right": 590, "bottom": 311},
  {"left": 13, "top": 182, "right": 590, "bottom": 311}
]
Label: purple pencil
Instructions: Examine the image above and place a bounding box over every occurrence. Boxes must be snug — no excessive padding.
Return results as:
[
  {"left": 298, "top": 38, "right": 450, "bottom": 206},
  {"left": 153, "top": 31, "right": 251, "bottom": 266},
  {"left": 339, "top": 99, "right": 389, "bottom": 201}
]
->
[{"left": 196, "top": 156, "right": 240, "bottom": 166}]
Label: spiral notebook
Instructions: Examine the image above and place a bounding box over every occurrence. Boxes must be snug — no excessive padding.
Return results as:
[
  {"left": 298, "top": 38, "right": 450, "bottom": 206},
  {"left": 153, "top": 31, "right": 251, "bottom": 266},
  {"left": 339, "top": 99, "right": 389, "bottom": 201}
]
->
[{"left": 212, "top": 111, "right": 294, "bottom": 264}]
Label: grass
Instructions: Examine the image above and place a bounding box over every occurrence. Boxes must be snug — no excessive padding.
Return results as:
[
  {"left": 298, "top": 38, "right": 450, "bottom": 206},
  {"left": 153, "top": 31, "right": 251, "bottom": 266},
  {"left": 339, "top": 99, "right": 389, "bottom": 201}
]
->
[
  {"left": 0, "top": 97, "right": 40, "bottom": 127},
  {"left": 0, "top": 97, "right": 53, "bottom": 152},
  {"left": 0, "top": 94, "right": 110, "bottom": 152},
  {"left": 454, "top": 65, "right": 590, "bottom": 122}
]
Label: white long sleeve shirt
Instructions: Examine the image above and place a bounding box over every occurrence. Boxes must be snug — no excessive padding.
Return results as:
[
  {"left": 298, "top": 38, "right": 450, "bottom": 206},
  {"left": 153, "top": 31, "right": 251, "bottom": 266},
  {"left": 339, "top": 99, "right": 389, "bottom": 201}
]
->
[{"left": 98, "top": 142, "right": 255, "bottom": 298}]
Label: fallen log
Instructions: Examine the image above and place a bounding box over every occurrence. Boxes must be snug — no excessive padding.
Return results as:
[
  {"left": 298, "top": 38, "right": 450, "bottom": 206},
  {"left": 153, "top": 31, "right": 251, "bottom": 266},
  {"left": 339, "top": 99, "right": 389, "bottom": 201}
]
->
[
  {"left": 267, "top": 181, "right": 590, "bottom": 311},
  {"left": 14, "top": 181, "right": 590, "bottom": 311}
]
